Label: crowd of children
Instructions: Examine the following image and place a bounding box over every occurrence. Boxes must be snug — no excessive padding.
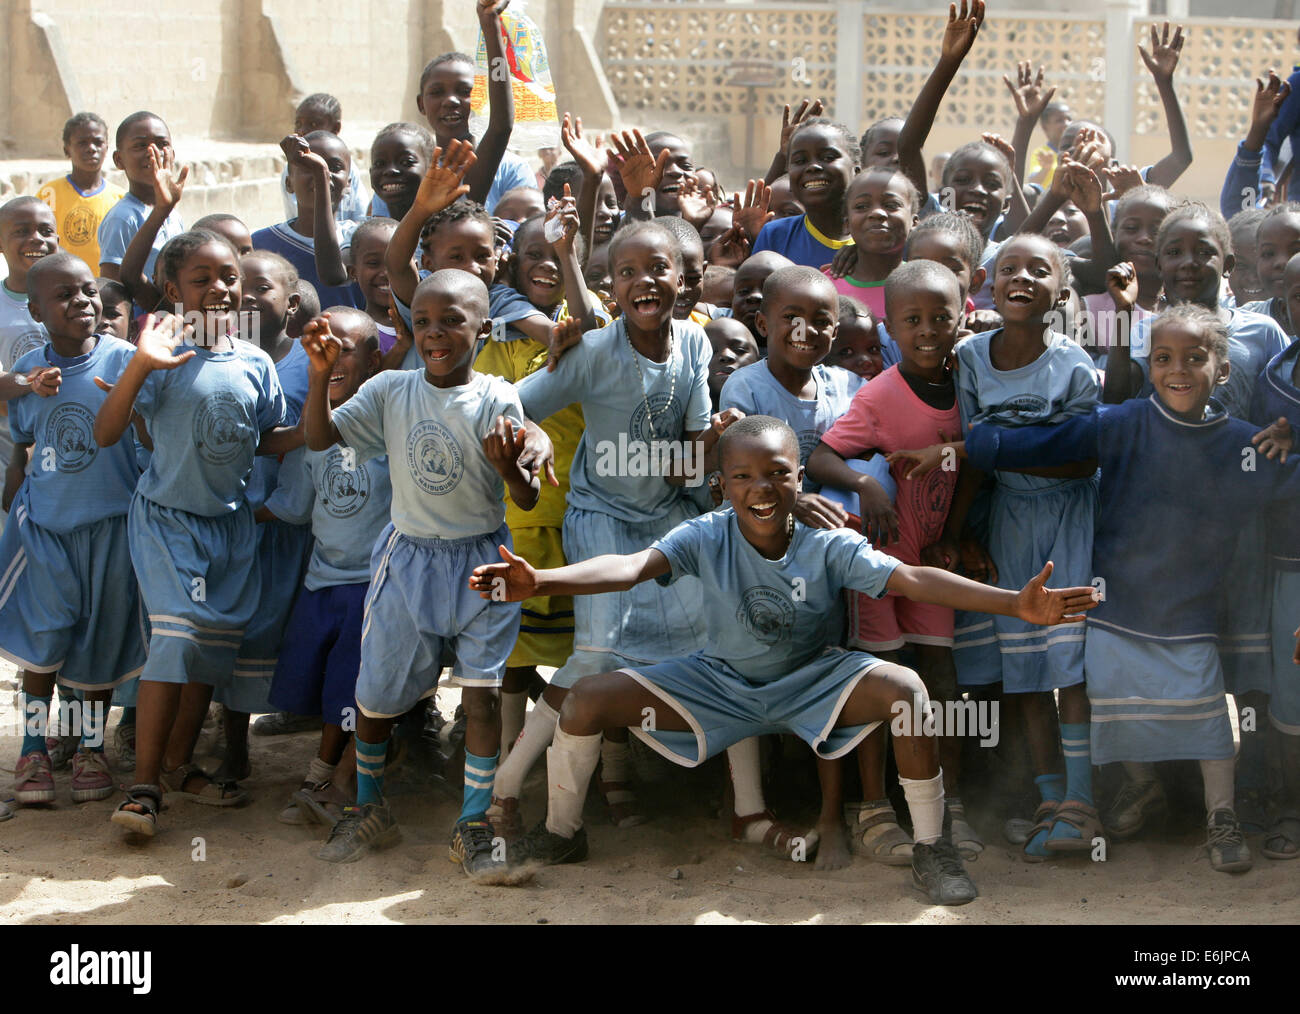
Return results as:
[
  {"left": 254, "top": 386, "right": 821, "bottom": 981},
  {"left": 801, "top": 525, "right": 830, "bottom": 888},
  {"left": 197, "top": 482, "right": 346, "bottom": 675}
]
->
[{"left": 4, "top": 0, "right": 1300, "bottom": 909}]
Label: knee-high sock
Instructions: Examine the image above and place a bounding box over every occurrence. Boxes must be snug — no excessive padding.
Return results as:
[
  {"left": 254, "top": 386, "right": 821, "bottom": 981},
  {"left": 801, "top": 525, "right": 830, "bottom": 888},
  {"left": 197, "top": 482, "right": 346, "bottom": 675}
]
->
[
  {"left": 1060, "top": 723, "right": 1093, "bottom": 806},
  {"left": 727, "top": 737, "right": 766, "bottom": 815},
  {"left": 546, "top": 726, "right": 601, "bottom": 837},
  {"left": 900, "top": 770, "right": 945, "bottom": 845},
  {"left": 1201, "top": 757, "right": 1235, "bottom": 816},
  {"left": 22, "top": 692, "right": 51, "bottom": 757},
  {"left": 355, "top": 736, "right": 388, "bottom": 806},
  {"left": 492, "top": 696, "right": 558, "bottom": 800},
  {"left": 461, "top": 750, "right": 498, "bottom": 822}
]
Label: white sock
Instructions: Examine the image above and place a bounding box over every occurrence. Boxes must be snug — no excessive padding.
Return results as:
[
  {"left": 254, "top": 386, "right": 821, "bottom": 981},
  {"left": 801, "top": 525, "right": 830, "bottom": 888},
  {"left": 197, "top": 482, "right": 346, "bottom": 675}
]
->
[
  {"left": 546, "top": 725, "right": 601, "bottom": 838},
  {"left": 1123, "top": 761, "right": 1158, "bottom": 784},
  {"left": 1200, "top": 757, "right": 1235, "bottom": 816},
  {"left": 600, "top": 737, "right": 631, "bottom": 784},
  {"left": 307, "top": 756, "right": 333, "bottom": 785},
  {"left": 499, "top": 690, "right": 528, "bottom": 763},
  {"left": 727, "top": 737, "right": 766, "bottom": 815},
  {"left": 900, "top": 770, "right": 945, "bottom": 844},
  {"left": 492, "top": 696, "right": 558, "bottom": 800}
]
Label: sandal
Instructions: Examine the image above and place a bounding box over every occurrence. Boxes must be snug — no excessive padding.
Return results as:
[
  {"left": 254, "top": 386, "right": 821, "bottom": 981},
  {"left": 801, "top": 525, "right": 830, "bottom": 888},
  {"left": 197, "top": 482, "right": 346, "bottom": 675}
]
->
[
  {"left": 1262, "top": 810, "right": 1300, "bottom": 861},
  {"left": 293, "top": 779, "right": 349, "bottom": 827},
  {"left": 845, "top": 799, "right": 913, "bottom": 865},
  {"left": 947, "top": 797, "right": 984, "bottom": 860},
  {"left": 110, "top": 784, "right": 162, "bottom": 836},
  {"left": 1045, "top": 799, "right": 1104, "bottom": 853},
  {"left": 599, "top": 778, "right": 647, "bottom": 828},
  {"left": 1022, "top": 799, "right": 1059, "bottom": 863},
  {"left": 732, "top": 809, "right": 820, "bottom": 861},
  {"left": 159, "top": 762, "right": 248, "bottom": 807}
]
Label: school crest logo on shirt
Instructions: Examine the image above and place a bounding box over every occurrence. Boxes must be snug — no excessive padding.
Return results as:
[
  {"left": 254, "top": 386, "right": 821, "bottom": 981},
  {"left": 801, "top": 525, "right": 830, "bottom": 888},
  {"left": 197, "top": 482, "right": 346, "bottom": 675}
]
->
[
  {"left": 628, "top": 392, "right": 680, "bottom": 444},
  {"left": 407, "top": 420, "right": 463, "bottom": 495},
  {"left": 320, "top": 448, "right": 370, "bottom": 518},
  {"left": 737, "top": 586, "right": 795, "bottom": 646},
  {"left": 45, "top": 403, "right": 97, "bottom": 473},
  {"left": 193, "top": 391, "right": 247, "bottom": 466},
  {"left": 11, "top": 329, "right": 46, "bottom": 360},
  {"left": 63, "top": 207, "right": 96, "bottom": 248},
  {"left": 991, "top": 393, "right": 1049, "bottom": 422}
]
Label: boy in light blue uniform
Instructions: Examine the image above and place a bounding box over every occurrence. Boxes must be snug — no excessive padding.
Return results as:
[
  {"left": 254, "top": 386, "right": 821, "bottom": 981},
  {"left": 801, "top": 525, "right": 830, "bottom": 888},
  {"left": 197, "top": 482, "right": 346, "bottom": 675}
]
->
[
  {"left": 96, "top": 230, "right": 287, "bottom": 836},
  {"left": 302, "top": 270, "right": 545, "bottom": 884},
  {"left": 267, "top": 308, "right": 392, "bottom": 827},
  {"left": 97, "top": 113, "right": 184, "bottom": 282},
  {"left": 5, "top": 254, "right": 146, "bottom": 809},
  {"left": 473, "top": 415, "right": 1099, "bottom": 902}
]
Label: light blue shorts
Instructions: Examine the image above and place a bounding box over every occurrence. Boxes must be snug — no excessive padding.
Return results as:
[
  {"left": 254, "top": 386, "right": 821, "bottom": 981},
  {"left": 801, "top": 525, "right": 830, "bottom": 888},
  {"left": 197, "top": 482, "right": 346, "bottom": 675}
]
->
[
  {"left": 988, "top": 477, "right": 1096, "bottom": 694},
  {"left": 1270, "top": 568, "right": 1300, "bottom": 735},
  {"left": 0, "top": 494, "right": 146, "bottom": 691},
  {"left": 355, "top": 523, "right": 518, "bottom": 719},
  {"left": 129, "top": 493, "right": 260, "bottom": 687},
  {"left": 1086, "top": 625, "right": 1233, "bottom": 763},
  {"left": 623, "top": 647, "right": 888, "bottom": 767},
  {"left": 553, "top": 502, "right": 704, "bottom": 688},
  {"left": 218, "top": 519, "right": 313, "bottom": 714}
]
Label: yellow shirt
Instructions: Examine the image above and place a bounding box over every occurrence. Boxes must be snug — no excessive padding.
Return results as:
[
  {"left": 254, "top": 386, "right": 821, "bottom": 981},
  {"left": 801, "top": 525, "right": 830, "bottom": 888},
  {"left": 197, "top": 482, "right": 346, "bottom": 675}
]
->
[
  {"left": 1027, "top": 145, "right": 1059, "bottom": 188},
  {"left": 474, "top": 335, "right": 584, "bottom": 532},
  {"left": 35, "top": 176, "right": 125, "bottom": 274}
]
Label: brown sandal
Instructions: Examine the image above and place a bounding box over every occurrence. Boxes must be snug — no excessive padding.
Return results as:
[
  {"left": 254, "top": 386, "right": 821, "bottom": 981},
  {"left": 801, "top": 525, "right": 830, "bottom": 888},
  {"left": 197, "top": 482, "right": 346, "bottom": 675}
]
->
[
  {"left": 732, "top": 809, "right": 819, "bottom": 861},
  {"left": 1022, "top": 799, "right": 1059, "bottom": 863},
  {"left": 1045, "top": 800, "right": 1103, "bottom": 853},
  {"left": 599, "top": 779, "right": 647, "bottom": 828}
]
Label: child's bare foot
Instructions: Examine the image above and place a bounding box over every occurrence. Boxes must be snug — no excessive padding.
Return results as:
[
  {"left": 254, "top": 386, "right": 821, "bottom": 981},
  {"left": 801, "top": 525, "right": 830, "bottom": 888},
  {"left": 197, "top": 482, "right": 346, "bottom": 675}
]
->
[{"left": 813, "top": 815, "right": 851, "bottom": 871}]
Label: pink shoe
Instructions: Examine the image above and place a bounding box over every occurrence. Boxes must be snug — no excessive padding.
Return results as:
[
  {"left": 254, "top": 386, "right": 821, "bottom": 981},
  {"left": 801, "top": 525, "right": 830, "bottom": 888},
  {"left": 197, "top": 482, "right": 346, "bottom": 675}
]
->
[
  {"left": 14, "top": 751, "right": 56, "bottom": 805},
  {"left": 71, "top": 750, "right": 115, "bottom": 803}
]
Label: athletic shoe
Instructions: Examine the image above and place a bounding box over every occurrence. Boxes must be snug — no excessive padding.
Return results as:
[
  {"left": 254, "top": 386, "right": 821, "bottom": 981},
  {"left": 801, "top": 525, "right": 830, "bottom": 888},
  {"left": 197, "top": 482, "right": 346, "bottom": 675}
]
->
[
  {"left": 450, "top": 816, "right": 531, "bottom": 884},
  {"left": 1103, "top": 778, "right": 1166, "bottom": 840},
  {"left": 911, "top": 839, "right": 979, "bottom": 905},
  {"left": 316, "top": 802, "right": 400, "bottom": 863},
  {"left": 70, "top": 750, "right": 115, "bottom": 802},
  {"left": 1206, "top": 809, "right": 1252, "bottom": 873},
  {"left": 114, "top": 722, "right": 136, "bottom": 771},
  {"left": 251, "top": 712, "right": 323, "bottom": 736},
  {"left": 14, "top": 751, "right": 56, "bottom": 805},
  {"left": 46, "top": 734, "right": 79, "bottom": 771},
  {"left": 486, "top": 795, "right": 524, "bottom": 843},
  {"left": 511, "top": 821, "right": 589, "bottom": 867}
]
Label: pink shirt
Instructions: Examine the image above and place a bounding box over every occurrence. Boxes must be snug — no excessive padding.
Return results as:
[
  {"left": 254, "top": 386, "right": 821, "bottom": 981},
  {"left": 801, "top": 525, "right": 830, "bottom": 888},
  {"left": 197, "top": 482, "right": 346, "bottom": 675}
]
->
[
  {"left": 828, "top": 273, "right": 887, "bottom": 320},
  {"left": 1083, "top": 292, "right": 1153, "bottom": 352},
  {"left": 821, "top": 365, "right": 960, "bottom": 566}
]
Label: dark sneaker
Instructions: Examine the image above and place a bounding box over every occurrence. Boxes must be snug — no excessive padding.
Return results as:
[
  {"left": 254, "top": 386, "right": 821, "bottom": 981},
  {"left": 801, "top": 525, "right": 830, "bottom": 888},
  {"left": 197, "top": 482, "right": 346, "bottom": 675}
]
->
[
  {"left": 317, "top": 802, "right": 400, "bottom": 863},
  {"left": 450, "top": 817, "right": 532, "bottom": 885},
  {"left": 511, "top": 821, "right": 589, "bottom": 868},
  {"left": 1103, "top": 778, "right": 1166, "bottom": 840},
  {"left": 911, "top": 839, "right": 979, "bottom": 906},
  {"left": 1207, "top": 808, "right": 1252, "bottom": 873},
  {"left": 252, "top": 712, "right": 323, "bottom": 737}
]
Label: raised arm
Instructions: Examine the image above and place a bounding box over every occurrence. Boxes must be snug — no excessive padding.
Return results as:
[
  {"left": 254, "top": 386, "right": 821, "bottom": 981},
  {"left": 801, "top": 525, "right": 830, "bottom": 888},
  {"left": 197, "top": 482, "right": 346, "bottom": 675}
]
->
[
  {"left": 1003, "top": 62, "right": 1056, "bottom": 188},
  {"left": 1140, "top": 22, "right": 1193, "bottom": 189},
  {"left": 93, "top": 313, "right": 194, "bottom": 447},
  {"left": 765, "top": 99, "right": 824, "bottom": 185},
  {"left": 560, "top": 112, "right": 606, "bottom": 254},
  {"left": 463, "top": 0, "right": 515, "bottom": 205},
  {"left": 119, "top": 145, "right": 186, "bottom": 310},
  {"left": 283, "top": 134, "right": 348, "bottom": 288},
  {"left": 300, "top": 315, "right": 346, "bottom": 450},
  {"left": 470, "top": 543, "right": 670, "bottom": 600},
  {"left": 1100, "top": 262, "right": 1144, "bottom": 404},
  {"left": 1221, "top": 71, "right": 1290, "bottom": 219},
  {"left": 897, "top": 0, "right": 986, "bottom": 204}
]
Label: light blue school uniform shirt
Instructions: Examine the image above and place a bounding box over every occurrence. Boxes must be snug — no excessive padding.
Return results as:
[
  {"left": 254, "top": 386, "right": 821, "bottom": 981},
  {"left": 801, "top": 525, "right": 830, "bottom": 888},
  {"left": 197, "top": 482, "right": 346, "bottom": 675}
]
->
[
  {"left": 9, "top": 337, "right": 141, "bottom": 531},
  {"left": 1131, "top": 307, "right": 1288, "bottom": 419},
  {"left": 652, "top": 509, "right": 899, "bottom": 682},
  {"left": 266, "top": 445, "right": 393, "bottom": 590},
  {"left": 331, "top": 368, "right": 524, "bottom": 540},
  {"left": 124, "top": 338, "right": 286, "bottom": 515},
  {"left": 393, "top": 283, "right": 547, "bottom": 371},
  {"left": 516, "top": 317, "right": 712, "bottom": 523},
  {"left": 250, "top": 221, "right": 362, "bottom": 311},
  {"left": 719, "top": 359, "right": 855, "bottom": 479},
  {"left": 244, "top": 339, "right": 311, "bottom": 512},
  {"left": 955, "top": 330, "right": 1100, "bottom": 491},
  {"left": 96, "top": 192, "right": 183, "bottom": 275},
  {"left": 970, "top": 237, "right": 1006, "bottom": 312},
  {"left": 0, "top": 283, "right": 48, "bottom": 474},
  {"left": 371, "top": 151, "right": 537, "bottom": 217}
]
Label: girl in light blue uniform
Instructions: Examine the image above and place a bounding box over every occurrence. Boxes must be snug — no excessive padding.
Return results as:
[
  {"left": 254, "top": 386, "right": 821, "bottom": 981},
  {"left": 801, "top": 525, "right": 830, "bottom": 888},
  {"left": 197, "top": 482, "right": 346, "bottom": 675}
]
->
[{"left": 96, "top": 230, "right": 286, "bottom": 837}]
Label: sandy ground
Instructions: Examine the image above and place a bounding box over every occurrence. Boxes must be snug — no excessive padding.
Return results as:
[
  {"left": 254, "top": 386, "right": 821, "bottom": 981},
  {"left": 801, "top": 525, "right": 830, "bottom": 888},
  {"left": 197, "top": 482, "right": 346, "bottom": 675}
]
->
[{"left": 2, "top": 667, "right": 1299, "bottom": 926}]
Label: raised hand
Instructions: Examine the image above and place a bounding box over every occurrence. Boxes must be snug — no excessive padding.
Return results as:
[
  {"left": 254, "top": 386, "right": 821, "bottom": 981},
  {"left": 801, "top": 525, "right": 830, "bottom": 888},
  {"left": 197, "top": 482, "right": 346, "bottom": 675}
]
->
[
  {"left": 470, "top": 544, "right": 538, "bottom": 602},
  {"left": 705, "top": 224, "right": 751, "bottom": 269},
  {"left": 610, "top": 129, "right": 671, "bottom": 207},
  {"left": 1061, "top": 160, "right": 1104, "bottom": 214},
  {"left": 280, "top": 133, "right": 327, "bottom": 174},
  {"left": 560, "top": 112, "right": 606, "bottom": 178},
  {"left": 1138, "top": 21, "right": 1185, "bottom": 84},
  {"left": 414, "top": 139, "right": 476, "bottom": 215},
  {"left": 981, "top": 132, "right": 1017, "bottom": 178},
  {"left": 549, "top": 182, "right": 582, "bottom": 259},
  {"left": 676, "top": 175, "right": 715, "bottom": 230},
  {"left": 1003, "top": 62, "right": 1056, "bottom": 122},
  {"left": 779, "top": 99, "right": 826, "bottom": 155},
  {"left": 148, "top": 144, "right": 188, "bottom": 211},
  {"left": 732, "top": 180, "right": 775, "bottom": 242},
  {"left": 1105, "top": 261, "right": 1139, "bottom": 314},
  {"left": 1249, "top": 70, "right": 1292, "bottom": 147},
  {"left": 477, "top": 0, "right": 511, "bottom": 21},
  {"left": 940, "top": 0, "right": 985, "bottom": 65},
  {"left": 1101, "top": 163, "right": 1144, "bottom": 200},
  {"left": 131, "top": 313, "right": 196, "bottom": 373},
  {"left": 546, "top": 314, "right": 583, "bottom": 372},
  {"left": 1014, "top": 561, "right": 1099, "bottom": 625},
  {"left": 300, "top": 313, "right": 342, "bottom": 376}
]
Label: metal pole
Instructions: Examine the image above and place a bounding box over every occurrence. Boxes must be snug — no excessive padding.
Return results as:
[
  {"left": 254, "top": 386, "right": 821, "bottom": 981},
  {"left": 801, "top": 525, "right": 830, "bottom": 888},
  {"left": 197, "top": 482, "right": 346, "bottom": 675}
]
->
[
  {"left": 835, "top": 0, "right": 864, "bottom": 131},
  {"left": 1104, "top": 0, "right": 1141, "bottom": 165}
]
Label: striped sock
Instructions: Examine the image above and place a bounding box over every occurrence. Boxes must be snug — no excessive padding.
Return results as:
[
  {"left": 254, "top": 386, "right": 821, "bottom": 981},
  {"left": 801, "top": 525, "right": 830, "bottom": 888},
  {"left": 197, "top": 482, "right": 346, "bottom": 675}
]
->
[
  {"left": 1060, "top": 723, "right": 1093, "bottom": 806},
  {"left": 461, "top": 750, "right": 498, "bottom": 822},
  {"left": 355, "top": 736, "right": 388, "bottom": 806},
  {"left": 80, "top": 699, "right": 105, "bottom": 753},
  {"left": 22, "top": 692, "right": 51, "bottom": 756}
]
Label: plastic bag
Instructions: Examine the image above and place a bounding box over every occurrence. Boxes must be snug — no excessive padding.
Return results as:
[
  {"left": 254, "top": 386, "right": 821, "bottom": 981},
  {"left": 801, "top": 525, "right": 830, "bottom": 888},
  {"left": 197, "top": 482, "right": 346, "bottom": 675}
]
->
[{"left": 471, "top": 0, "right": 560, "bottom": 153}]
